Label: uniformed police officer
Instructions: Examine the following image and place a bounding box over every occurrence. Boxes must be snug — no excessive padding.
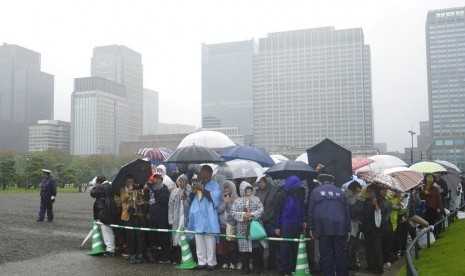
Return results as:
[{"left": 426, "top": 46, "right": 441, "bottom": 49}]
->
[
  {"left": 37, "top": 169, "right": 57, "bottom": 222},
  {"left": 308, "top": 174, "right": 350, "bottom": 276}
]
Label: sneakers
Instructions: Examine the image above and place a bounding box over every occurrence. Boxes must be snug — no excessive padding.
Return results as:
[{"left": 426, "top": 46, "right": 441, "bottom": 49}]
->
[
  {"left": 206, "top": 265, "right": 216, "bottom": 271},
  {"left": 158, "top": 259, "right": 170, "bottom": 264},
  {"left": 103, "top": 252, "right": 115, "bottom": 257},
  {"left": 383, "top": 262, "right": 391, "bottom": 270},
  {"left": 229, "top": 263, "right": 237, "bottom": 270},
  {"left": 222, "top": 264, "right": 229, "bottom": 270},
  {"left": 130, "top": 255, "right": 142, "bottom": 264}
]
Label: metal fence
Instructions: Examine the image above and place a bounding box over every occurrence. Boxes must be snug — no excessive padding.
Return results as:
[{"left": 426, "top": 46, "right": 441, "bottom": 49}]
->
[{"left": 406, "top": 203, "right": 465, "bottom": 276}]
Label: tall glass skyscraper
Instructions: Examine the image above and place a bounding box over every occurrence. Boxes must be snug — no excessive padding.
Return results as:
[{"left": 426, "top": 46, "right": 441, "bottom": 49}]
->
[
  {"left": 143, "top": 88, "right": 159, "bottom": 135},
  {"left": 71, "top": 77, "right": 128, "bottom": 155},
  {"left": 427, "top": 7, "right": 465, "bottom": 170},
  {"left": 0, "top": 43, "right": 54, "bottom": 152},
  {"left": 91, "top": 45, "right": 143, "bottom": 142},
  {"left": 253, "top": 27, "right": 373, "bottom": 152},
  {"left": 201, "top": 40, "right": 257, "bottom": 138}
]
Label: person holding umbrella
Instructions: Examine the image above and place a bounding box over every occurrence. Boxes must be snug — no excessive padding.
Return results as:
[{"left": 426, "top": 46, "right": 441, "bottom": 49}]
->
[{"left": 187, "top": 165, "right": 222, "bottom": 271}]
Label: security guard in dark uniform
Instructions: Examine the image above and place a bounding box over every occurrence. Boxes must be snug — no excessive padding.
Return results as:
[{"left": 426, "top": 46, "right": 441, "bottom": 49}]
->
[
  {"left": 37, "top": 169, "right": 57, "bottom": 222},
  {"left": 308, "top": 174, "right": 350, "bottom": 276}
]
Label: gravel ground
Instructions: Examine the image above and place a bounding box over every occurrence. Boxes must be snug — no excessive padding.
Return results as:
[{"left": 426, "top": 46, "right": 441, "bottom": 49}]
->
[{"left": 0, "top": 193, "right": 402, "bottom": 275}]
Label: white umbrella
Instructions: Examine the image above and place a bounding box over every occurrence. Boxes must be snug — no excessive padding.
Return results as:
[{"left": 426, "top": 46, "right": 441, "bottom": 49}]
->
[
  {"left": 270, "top": 154, "right": 289, "bottom": 164},
  {"left": 295, "top": 152, "right": 309, "bottom": 164},
  {"left": 434, "top": 160, "right": 462, "bottom": 173},
  {"left": 356, "top": 155, "right": 408, "bottom": 172},
  {"left": 214, "top": 159, "right": 265, "bottom": 179},
  {"left": 177, "top": 131, "right": 235, "bottom": 149}
]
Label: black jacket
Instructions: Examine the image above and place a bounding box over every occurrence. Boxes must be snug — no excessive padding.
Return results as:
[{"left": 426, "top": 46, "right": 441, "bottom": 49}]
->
[
  {"left": 40, "top": 178, "right": 57, "bottom": 204},
  {"left": 144, "top": 183, "right": 170, "bottom": 226},
  {"left": 90, "top": 182, "right": 115, "bottom": 220}
]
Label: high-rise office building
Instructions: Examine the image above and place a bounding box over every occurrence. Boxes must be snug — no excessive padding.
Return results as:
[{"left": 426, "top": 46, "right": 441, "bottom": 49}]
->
[
  {"left": 91, "top": 45, "right": 143, "bottom": 141},
  {"left": 71, "top": 77, "right": 128, "bottom": 155},
  {"left": 0, "top": 43, "right": 54, "bottom": 152},
  {"left": 29, "top": 120, "right": 70, "bottom": 152},
  {"left": 143, "top": 88, "right": 159, "bottom": 135},
  {"left": 426, "top": 7, "right": 465, "bottom": 170},
  {"left": 201, "top": 40, "right": 256, "bottom": 138},
  {"left": 253, "top": 27, "right": 373, "bottom": 152}
]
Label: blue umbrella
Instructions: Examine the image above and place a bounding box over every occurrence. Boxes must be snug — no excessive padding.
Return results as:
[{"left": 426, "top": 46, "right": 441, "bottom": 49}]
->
[
  {"left": 221, "top": 145, "right": 275, "bottom": 167},
  {"left": 264, "top": 161, "right": 315, "bottom": 180}
]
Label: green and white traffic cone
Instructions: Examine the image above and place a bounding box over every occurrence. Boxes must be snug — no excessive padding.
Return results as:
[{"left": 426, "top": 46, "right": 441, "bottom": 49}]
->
[
  {"left": 175, "top": 227, "right": 197, "bottom": 270},
  {"left": 293, "top": 234, "right": 311, "bottom": 275},
  {"left": 86, "top": 220, "right": 106, "bottom": 255}
]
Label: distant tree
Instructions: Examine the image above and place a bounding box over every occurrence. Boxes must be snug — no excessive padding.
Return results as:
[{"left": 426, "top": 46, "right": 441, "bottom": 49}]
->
[
  {"left": 0, "top": 160, "right": 16, "bottom": 190},
  {"left": 29, "top": 157, "right": 45, "bottom": 189},
  {"left": 55, "top": 163, "right": 65, "bottom": 188},
  {"left": 63, "top": 168, "right": 78, "bottom": 186}
]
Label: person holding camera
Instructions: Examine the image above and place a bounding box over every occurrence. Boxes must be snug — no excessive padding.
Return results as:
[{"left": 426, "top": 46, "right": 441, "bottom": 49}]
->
[
  {"left": 144, "top": 172, "right": 171, "bottom": 263},
  {"left": 116, "top": 174, "right": 147, "bottom": 264},
  {"left": 90, "top": 176, "right": 116, "bottom": 256},
  {"left": 187, "top": 165, "right": 222, "bottom": 271}
]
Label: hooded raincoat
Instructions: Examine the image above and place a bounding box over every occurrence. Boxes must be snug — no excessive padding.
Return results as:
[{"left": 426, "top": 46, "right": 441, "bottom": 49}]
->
[
  {"left": 187, "top": 177, "right": 222, "bottom": 236},
  {"left": 157, "top": 165, "right": 177, "bottom": 192},
  {"left": 168, "top": 174, "right": 191, "bottom": 246},
  {"left": 231, "top": 181, "right": 267, "bottom": 252},
  {"left": 218, "top": 180, "right": 238, "bottom": 228}
]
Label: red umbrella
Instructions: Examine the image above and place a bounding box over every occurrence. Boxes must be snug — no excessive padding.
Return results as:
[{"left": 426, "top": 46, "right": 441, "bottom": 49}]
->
[
  {"left": 352, "top": 158, "right": 374, "bottom": 172},
  {"left": 383, "top": 167, "right": 423, "bottom": 192}
]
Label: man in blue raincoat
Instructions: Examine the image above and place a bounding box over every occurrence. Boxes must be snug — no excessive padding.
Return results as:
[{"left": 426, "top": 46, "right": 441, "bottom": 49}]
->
[
  {"left": 188, "top": 165, "right": 221, "bottom": 270},
  {"left": 308, "top": 174, "right": 350, "bottom": 276}
]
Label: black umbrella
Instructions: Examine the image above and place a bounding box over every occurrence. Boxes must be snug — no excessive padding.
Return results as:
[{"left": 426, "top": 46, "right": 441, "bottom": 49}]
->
[
  {"left": 306, "top": 138, "right": 352, "bottom": 187},
  {"left": 264, "top": 161, "right": 315, "bottom": 180},
  {"left": 112, "top": 159, "right": 152, "bottom": 196},
  {"left": 164, "top": 145, "right": 224, "bottom": 164}
]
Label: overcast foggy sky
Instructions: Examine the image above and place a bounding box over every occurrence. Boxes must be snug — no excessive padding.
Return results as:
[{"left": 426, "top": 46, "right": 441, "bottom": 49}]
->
[{"left": 2, "top": 0, "right": 463, "bottom": 152}]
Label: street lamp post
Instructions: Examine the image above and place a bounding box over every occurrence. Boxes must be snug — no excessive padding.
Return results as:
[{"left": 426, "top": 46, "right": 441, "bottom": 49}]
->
[
  {"left": 408, "top": 130, "right": 416, "bottom": 164},
  {"left": 25, "top": 157, "right": 30, "bottom": 190}
]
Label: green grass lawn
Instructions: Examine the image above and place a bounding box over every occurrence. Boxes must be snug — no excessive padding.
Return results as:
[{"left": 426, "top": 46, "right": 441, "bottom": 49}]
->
[
  {"left": 399, "top": 218, "right": 465, "bottom": 275},
  {"left": 0, "top": 187, "right": 78, "bottom": 194}
]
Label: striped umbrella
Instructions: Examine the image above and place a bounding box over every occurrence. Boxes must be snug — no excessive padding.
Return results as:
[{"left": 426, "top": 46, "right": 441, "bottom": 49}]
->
[
  {"left": 383, "top": 167, "right": 423, "bottom": 192},
  {"left": 136, "top": 147, "right": 173, "bottom": 165}
]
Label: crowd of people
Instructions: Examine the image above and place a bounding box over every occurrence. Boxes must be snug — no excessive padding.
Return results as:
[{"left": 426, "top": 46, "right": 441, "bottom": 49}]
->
[{"left": 87, "top": 163, "right": 465, "bottom": 276}]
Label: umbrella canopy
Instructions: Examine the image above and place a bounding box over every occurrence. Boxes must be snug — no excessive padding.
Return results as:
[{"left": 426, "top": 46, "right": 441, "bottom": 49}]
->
[
  {"left": 265, "top": 160, "right": 315, "bottom": 180},
  {"left": 112, "top": 159, "right": 152, "bottom": 196},
  {"left": 177, "top": 131, "right": 235, "bottom": 149},
  {"left": 164, "top": 145, "right": 224, "bottom": 164},
  {"left": 220, "top": 145, "right": 275, "bottom": 167},
  {"left": 434, "top": 160, "right": 462, "bottom": 173},
  {"left": 356, "top": 155, "right": 408, "bottom": 172},
  {"left": 341, "top": 175, "right": 367, "bottom": 191},
  {"left": 383, "top": 167, "right": 423, "bottom": 192},
  {"left": 269, "top": 154, "right": 289, "bottom": 164},
  {"left": 409, "top": 161, "right": 447, "bottom": 174},
  {"left": 307, "top": 138, "right": 352, "bottom": 187},
  {"left": 443, "top": 172, "right": 462, "bottom": 190},
  {"left": 370, "top": 173, "right": 404, "bottom": 193},
  {"left": 295, "top": 152, "right": 309, "bottom": 164},
  {"left": 136, "top": 147, "right": 173, "bottom": 165},
  {"left": 352, "top": 157, "right": 374, "bottom": 172},
  {"left": 214, "top": 159, "right": 265, "bottom": 179}
]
